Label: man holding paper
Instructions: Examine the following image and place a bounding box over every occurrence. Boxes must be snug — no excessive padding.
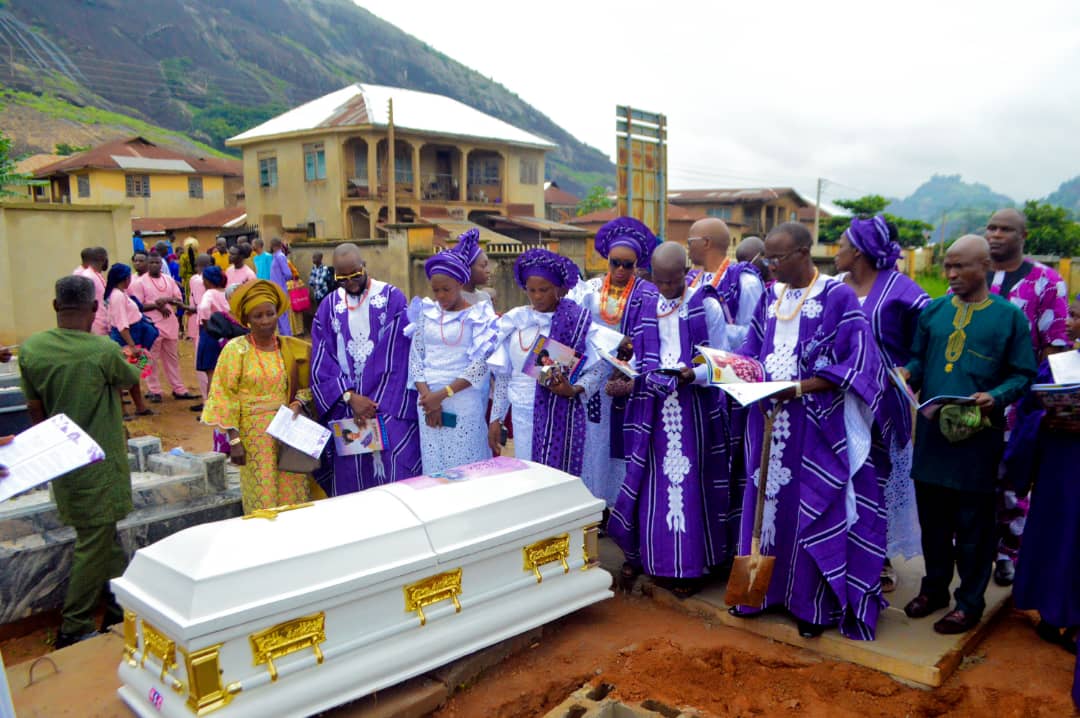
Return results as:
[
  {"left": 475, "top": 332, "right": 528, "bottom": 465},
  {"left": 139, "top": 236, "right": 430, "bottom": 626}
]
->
[
  {"left": 607, "top": 243, "right": 735, "bottom": 597},
  {"left": 18, "top": 276, "right": 142, "bottom": 648},
  {"left": 310, "top": 243, "right": 421, "bottom": 494},
  {"left": 899, "top": 235, "right": 1036, "bottom": 634},
  {"left": 728, "top": 222, "right": 888, "bottom": 640}
]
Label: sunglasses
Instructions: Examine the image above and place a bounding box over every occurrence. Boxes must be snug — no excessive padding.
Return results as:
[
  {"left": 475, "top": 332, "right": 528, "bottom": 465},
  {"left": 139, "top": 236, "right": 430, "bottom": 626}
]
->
[
  {"left": 763, "top": 248, "right": 802, "bottom": 266},
  {"left": 609, "top": 258, "right": 635, "bottom": 270},
  {"left": 334, "top": 270, "right": 367, "bottom": 282}
]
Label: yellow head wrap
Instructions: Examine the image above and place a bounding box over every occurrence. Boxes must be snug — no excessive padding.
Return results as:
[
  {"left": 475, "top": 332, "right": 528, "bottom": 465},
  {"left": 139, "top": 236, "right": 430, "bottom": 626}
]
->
[
  {"left": 183, "top": 236, "right": 199, "bottom": 250},
  {"left": 229, "top": 279, "right": 289, "bottom": 324}
]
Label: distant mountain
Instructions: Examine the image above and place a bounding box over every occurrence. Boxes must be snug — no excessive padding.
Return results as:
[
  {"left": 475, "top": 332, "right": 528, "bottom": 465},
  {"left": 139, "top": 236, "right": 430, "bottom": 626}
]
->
[
  {"left": 886, "top": 174, "right": 1016, "bottom": 243},
  {"left": 1045, "top": 176, "right": 1080, "bottom": 217},
  {"left": 0, "top": 0, "right": 613, "bottom": 196}
]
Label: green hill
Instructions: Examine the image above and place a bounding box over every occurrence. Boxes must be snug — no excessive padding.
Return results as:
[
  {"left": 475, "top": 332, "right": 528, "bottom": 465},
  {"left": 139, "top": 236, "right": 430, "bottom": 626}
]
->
[
  {"left": 1045, "top": 176, "right": 1080, "bottom": 217},
  {"left": 885, "top": 174, "right": 1016, "bottom": 243},
  {"left": 0, "top": 0, "right": 613, "bottom": 195}
]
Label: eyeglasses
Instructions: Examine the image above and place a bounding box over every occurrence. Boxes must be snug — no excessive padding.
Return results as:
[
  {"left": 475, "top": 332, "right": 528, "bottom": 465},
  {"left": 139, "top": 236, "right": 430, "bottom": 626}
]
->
[
  {"left": 334, "top": 270, "right": 367, "bottom": 282},
  {"left": 763, "top": 248, "right": 802, "bottom": 266},
  {"left": 609, "top": 258, "right": 635, "bottom": 270},
  {"left": 686, "top": 235, "right": 706, "bottom": 243}
]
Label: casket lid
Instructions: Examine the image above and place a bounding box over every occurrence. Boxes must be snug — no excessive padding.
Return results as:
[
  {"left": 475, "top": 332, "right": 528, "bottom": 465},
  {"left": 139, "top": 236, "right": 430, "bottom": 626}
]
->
[{"left": 111, "top": 458, "right": 601, "bottom": 641}]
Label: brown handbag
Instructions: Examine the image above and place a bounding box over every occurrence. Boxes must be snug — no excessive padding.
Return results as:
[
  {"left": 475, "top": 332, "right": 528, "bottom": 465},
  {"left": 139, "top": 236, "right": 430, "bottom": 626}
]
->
[{"left": 275, "top": 344, "right": 321, "bottom": 474}]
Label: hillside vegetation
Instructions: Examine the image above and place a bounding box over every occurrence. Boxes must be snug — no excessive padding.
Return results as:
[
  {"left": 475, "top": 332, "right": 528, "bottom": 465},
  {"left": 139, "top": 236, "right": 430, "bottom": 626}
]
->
[{"left": 0, "top": 0, "right": 613, "bottom": 194}]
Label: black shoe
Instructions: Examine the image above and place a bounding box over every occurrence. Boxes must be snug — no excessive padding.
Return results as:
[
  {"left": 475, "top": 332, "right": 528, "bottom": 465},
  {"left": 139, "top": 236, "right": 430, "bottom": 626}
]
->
[
  {"left": 172, "top": 392, "right": 200, "bottom": 400},
  {"left": 53, "top": 629, "right": 100, "bottom": 649},
  {"left": 189, "top": 403, "right": 205, "bottom": 412},
  {"left": 993, "top": 559, "right": 1015, "bottom": 586},
  {"left": 904, "top": 594, "right": 950, "bottom": 619},
  {"left": 146, "top": 393, "right": 163, "bottom": 403},
  {"left": 796, "top": 620, "right": 825, "bottom": 638}
]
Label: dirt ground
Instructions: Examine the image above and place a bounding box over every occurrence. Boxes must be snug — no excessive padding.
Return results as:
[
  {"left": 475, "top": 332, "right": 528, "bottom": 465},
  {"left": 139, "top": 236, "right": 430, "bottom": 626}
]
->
[
  {"left": 434, "top": 595, "right": 1076, "bottom": 717},
  {"left": 3, "top": 340, "right": 1077, "bottom": 715}
]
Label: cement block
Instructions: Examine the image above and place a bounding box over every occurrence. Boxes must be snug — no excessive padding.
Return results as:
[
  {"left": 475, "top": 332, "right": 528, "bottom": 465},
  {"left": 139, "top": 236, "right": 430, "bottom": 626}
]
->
[
  {"left": 147, "top": 453, "right": 205, "bottom": 479},
  {"left": 432, "top": 626, "right": 543, "bottom": 689},
  {"left": 127, "top": 436, "right": 161, "bottom": 472},
  {"left": 194, "top": 452, "right": 228, "bottom": 492},
  {"left": 131, "top": 471, "right": 209, "bottom": 508}
]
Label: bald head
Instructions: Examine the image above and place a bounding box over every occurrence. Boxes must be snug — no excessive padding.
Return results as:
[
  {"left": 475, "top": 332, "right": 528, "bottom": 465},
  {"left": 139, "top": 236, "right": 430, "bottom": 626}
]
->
[
  {"left": 651, "top": 242, "right": 688, "bottom": 299},
  {"left": 988, "top": 208, "right": 1025, "bottom": 231},
  {"left": 944, "top": 234, "right": 991, "bottom": 301},
  {"left": 736, "top": 236, "right": 764, "bottom": 263},
  {"left": 333, "top": 242, "right": 362, "bottom": 263},
  {"left": 687, "top": 217, "right": 731, "bottom": 269}
]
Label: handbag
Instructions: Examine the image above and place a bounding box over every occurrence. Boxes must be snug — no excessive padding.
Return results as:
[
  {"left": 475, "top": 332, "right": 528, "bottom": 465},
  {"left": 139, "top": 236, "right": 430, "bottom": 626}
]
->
[
  {"left": 206, "top": 311, "right": 249, "bottom": 341},
  {"left": 287, "top": 281, "right": 311, "bottom": 312},
  {"left": 276, "top": 344, "right": 321, "bottom": 474}
]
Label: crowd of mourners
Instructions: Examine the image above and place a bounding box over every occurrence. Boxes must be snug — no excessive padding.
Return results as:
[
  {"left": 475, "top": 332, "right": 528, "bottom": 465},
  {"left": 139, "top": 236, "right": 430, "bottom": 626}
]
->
[{"left": 6, "top": 209, "right": 1080, "bottom": 706}]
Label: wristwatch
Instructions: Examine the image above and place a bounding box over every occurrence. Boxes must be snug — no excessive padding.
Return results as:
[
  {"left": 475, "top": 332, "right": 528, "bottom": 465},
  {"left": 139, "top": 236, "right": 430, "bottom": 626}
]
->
[
  {"left": 343, "top": 391, "right": 353, "bottom": 403},
  {"left": 228, "top": 436, "right": 242, "bottom": 446}
]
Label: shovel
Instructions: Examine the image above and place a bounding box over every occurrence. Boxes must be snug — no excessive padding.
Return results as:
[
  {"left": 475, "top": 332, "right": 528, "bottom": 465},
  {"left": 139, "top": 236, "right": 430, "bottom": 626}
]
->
[{"left": 725, "top": 403, "right": 780, "bottom": 607}]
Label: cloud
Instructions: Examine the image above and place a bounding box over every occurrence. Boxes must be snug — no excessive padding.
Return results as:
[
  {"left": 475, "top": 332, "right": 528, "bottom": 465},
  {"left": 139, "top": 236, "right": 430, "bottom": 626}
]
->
[{"left": 357, "top": 0, "right": 1080, "bottom": 200}]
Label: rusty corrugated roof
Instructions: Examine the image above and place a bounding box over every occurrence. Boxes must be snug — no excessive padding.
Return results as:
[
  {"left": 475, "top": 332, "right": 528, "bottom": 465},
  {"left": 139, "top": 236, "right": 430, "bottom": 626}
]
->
[{"left": 35, "top": 137, "right": 242, "bottom": 177}]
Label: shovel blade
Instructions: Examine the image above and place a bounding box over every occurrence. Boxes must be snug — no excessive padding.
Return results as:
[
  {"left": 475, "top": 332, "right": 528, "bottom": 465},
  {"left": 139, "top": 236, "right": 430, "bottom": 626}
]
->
[{"left": 724, "top": 554, "right": 777, "bottom": 607}]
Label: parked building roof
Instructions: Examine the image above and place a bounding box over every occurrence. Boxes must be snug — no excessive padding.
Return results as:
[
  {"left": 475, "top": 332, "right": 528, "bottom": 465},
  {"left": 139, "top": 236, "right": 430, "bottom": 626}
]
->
[
  {"left": 15, "top": 154, "right": 65, "bottom": 175},
  {"left": 34, "top": 137, "right": 242, "bottom": 177},
  {"left": 228, "top": 83, "right": 557, "bottom": 150},
  {"left": 544, "top": 184, "right": 581, "bottom": 207},
  {"left": 568, "top": 204, "right": 709, "bottom": 225},
  {"left": 489, "top": 215, "right": 588, "bottom": 236},
  {"left": 420, "top": 218, "right": 519, "bottom": 249},
  {"left": 131, "top": 207, "right": 247, "bottom": 233}
]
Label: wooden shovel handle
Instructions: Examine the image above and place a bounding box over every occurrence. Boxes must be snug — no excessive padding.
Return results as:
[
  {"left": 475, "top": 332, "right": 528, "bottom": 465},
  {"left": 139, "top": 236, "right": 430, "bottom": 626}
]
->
[{"left": 750, "top": 404, "right": 781, "bottom": 548}]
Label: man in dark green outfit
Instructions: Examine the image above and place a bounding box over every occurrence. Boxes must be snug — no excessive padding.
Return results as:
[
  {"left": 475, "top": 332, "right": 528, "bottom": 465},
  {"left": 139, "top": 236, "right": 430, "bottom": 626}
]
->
[
  {"left": 19, "top": 275, "right": 142, "bottom": 648},
  {"left": 898, "top": 235, "right": 1037, "bottom": 635}
]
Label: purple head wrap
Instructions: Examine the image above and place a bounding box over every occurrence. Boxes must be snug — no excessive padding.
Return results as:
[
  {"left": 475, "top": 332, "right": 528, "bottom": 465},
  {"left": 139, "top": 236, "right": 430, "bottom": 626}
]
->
[
  {"left": 594, "top": 216, "right": 658, "bottom": 270},
  {"left": 453, "top": 228, "right": 483, "bottom": 266},
  {"left": 513, "top": 248, "right": 580, "bottom": 290},
  {"left": 846, "top": 215, "right": 901, "bottom": 270},
  {"left": 424, "top": 251, "right": 471, "bottom": 286}
]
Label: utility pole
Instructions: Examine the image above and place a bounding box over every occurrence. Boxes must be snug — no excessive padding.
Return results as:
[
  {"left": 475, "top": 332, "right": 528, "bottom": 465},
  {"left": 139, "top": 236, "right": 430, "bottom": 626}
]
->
[
  {"left": 387, "top": 98, "right": 396, "bottom": 225},
  {"left": 813, "top": 177, "right": 823, "bottom": 244},
  {"left": 940, "top": 208, "right": 947, "bottom": 244}
]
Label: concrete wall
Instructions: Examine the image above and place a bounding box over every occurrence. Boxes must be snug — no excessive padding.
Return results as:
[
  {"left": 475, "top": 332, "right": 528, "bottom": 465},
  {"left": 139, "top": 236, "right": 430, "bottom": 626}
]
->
[
  {"left": 0, "top": 202, "right": 132, "bottom": 345},
  {"left": 65, "top": 170, "right": 228, "bottom": 218}
]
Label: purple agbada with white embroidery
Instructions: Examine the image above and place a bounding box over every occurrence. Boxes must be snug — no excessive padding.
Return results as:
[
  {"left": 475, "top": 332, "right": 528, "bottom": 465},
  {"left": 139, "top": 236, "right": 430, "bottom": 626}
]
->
[
  {"left": 733, "top": 276, "right": 888, "bottom": 639},
  {"left": 311, "top": 282, "right": 421, "bottom": 495},
  {"left": 609, "top": 285, "right": 739, "bottom": 577}
]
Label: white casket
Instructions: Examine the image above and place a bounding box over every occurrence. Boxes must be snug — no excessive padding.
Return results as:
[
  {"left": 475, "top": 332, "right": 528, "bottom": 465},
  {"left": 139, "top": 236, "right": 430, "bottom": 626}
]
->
[{"left": 110, "top": 457, "right": 610, "bottom": 717}]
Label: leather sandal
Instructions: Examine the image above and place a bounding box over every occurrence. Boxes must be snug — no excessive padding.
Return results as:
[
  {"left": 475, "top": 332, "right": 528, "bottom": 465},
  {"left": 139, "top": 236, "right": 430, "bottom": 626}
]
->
[{"left": 904, "top": 594, "right": 949, "bottom": 619}]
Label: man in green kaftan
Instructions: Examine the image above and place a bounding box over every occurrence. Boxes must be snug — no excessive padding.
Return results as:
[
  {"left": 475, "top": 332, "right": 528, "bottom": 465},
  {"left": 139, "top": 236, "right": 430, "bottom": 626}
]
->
[
  {"left": 898, "top": 235, "right": 1036, "bottom": 634},
  {"left": 19, "top": 276, "right": 142, "bottom": 648}
]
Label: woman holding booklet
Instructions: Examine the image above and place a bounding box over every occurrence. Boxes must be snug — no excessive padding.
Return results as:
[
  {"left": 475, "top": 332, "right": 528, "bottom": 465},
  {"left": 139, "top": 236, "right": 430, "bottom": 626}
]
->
[
  {"left": 405, "top": 251, "right": 499, "bottom": 475},
  {"left": 201, "top": 279, "right": 313, "bottom": 514},
  {"left": 486, "top": 249, "right": 615, "bottom": 472}
]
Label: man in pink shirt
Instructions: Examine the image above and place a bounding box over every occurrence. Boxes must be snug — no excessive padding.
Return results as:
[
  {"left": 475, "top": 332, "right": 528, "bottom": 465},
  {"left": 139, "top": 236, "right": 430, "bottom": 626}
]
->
[
  {"left": 129, "top": 255, "right": 198, "bottom": 403},
  {"left": 187, "top": 254, "right": 212, "bottom": 404},
  {"left": 72, "top": 247, "right": 109, "bottom": 336},
  {"left": 225, "top": 245, "right": 257, "bottom": 287}
]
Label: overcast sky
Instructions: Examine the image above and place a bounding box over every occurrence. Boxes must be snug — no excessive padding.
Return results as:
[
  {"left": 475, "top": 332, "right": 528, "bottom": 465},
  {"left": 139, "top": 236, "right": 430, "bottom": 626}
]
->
[{"left": 357, "top": 0, "right": 1080, "bottom": 203}]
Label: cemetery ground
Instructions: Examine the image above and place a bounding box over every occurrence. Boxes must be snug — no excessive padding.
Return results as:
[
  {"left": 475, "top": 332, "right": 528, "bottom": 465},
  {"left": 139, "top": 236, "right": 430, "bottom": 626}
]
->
[{"left": 2, "top": 342, "right": 1075, "bottom": 716}]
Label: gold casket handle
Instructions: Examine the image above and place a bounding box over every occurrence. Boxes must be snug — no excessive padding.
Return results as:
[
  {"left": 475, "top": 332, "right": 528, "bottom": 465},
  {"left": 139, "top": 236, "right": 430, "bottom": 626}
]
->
[{"left": 403, "top": 569, "right": 463, "bottom": 626}]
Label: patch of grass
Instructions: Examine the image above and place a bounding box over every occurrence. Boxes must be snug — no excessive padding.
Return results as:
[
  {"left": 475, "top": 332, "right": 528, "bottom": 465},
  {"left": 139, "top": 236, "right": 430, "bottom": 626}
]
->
[
  {"left": 0, "top": 88, "right": 236, "bottom": 158},
  {"left": 915, "top": 268, "right": 950, "bottom": 298}
]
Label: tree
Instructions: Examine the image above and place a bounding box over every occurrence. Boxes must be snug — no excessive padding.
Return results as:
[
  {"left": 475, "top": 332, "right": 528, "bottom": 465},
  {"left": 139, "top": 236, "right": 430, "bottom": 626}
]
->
[
  {"left": 0, "top": 132, "right": 47, "bottom": 198},
  {"left": 55, "top": 142, "right": 90, "bottom": 156},
  {"left": 576, "top": 185, "right": 614, "bottom": 216},
  {"left": 1023, "top": 200, "right": 1080, "bottom": 257},
  {"left": 817, "top": 194, "right": 933, "bottom": 248}
]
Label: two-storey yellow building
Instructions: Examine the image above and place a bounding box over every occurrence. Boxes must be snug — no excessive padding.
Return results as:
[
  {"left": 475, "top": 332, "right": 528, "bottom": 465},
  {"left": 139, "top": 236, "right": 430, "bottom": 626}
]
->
[
  {"left": 227, "top": 83, "right": 556, "bottom": 240},
  {"left": 33, "top": 137, "right": 243, "bottom": 217}
]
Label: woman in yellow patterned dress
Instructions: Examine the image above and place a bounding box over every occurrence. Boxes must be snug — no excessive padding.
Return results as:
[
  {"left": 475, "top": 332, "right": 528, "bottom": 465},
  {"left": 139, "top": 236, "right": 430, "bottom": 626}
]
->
[{"left": 202, "top": 279, "right": 313, "bottom": 514}]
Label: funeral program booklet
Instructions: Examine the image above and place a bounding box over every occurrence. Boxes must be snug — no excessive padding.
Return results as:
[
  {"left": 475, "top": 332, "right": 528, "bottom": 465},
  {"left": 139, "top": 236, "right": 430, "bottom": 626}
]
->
[
  {"left": 0, "top": 414, "right": 105, "bottom": 502},
  {"left": 265, "top": 405, "right": 332, "bottom": 459},
  {"left": 522, "top": 334, "right": 585, "bottom": 384},
  {"left": 693, "top": 346, "right": 797, "bottom": 406},
  {"left": 331, "top": 417, "right": 388, "bottom": 455},
  {"left": 888, "top": 368, "right": 978, "bottom": 419}
]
